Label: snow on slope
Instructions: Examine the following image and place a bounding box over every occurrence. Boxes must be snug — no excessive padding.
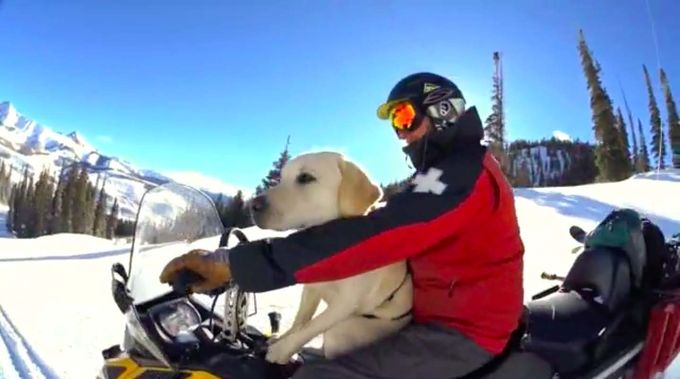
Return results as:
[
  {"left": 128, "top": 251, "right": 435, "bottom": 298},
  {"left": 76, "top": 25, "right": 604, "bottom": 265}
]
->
[
  {"left": 0, "top": 170, "right": 678, "bottom": 378},
  {"left": 515, "top": 169, "right": 680, "bottom": 288},
  {"left": 0, "top": 102, "right": 95, "bottom": 161}
]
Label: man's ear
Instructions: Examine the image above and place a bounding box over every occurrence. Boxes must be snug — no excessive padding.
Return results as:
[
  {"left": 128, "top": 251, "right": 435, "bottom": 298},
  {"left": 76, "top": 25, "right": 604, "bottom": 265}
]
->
[{"left": 337, "top": 157, "right": 382, "bottom": 217}]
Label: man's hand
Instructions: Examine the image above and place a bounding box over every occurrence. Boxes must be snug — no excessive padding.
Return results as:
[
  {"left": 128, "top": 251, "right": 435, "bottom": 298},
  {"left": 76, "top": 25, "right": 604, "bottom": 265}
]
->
[{"left": 159, "top": 249, "right": 232, "bottom": 293}]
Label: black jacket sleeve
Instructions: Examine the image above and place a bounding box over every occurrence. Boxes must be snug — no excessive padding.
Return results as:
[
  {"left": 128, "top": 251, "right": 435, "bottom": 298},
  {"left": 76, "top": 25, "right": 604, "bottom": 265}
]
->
[{"left": 228, "top": 151, "right": 490, "bottom": 292}]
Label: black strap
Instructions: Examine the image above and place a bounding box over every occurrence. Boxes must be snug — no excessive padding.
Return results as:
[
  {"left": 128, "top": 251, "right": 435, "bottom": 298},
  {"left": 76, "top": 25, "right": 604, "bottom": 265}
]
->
[
  {"left": 362, "top": 308, "right": 413, "bottom": 321},
  {"left": 361, "top": 271, "right": 412, "bottom": 321}
]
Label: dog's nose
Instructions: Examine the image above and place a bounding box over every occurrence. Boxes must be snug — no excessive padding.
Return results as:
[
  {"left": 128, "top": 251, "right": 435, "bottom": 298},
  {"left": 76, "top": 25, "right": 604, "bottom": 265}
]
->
[{"left": 250, "top": 195, "right": 268, "bottom": 213}]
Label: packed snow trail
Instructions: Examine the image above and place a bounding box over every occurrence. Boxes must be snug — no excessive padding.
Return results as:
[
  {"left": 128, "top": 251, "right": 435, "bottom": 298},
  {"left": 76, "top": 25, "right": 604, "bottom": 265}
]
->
[{"left": 0, "top": 304, "right": 59, "bottom": 379}]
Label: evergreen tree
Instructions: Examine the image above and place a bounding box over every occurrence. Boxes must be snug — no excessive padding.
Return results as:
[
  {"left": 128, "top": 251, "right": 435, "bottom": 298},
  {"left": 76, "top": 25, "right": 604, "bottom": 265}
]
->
[
  {"left": 659, "top": 68, "right": 680, "bottom": 168},
  {"left": 22, "top": 174, "right": 35, "bottom": 237},
  {"left": 513, "top": 161, "right": 532, "bottom": 188},
  {"left": 85, "top": 176, "right": 97, "bottom": 234},
  {"left": 11, "top": 170, "right": 24, "bottom": 231},
  {"left": 6, "top": 185, "right": 15, "bottom": 232},
  {"left": 255, "top": 136, "right": 291, "bottom": 196},
  {"left": 32, "top": 170, "right": 55, "bottom": 237},
  {"left": 72, "top": 166, "right": 90, "bottom": 234},
  {"left": 483, "top": 51, "right": 510, "bottom": 176},
  {"left": 622, "top": 95, "right": 639, "bottom": 172},
  {"left": 93, "top": 184, "right": 107, "bottom": 237},
  {"left": 615, "top": 107, "right": 631, "bottom": 163},
  {"left": 0, "top": 160, "right": 7, "bottom": 203},
  {"left": 214, "top": 193, "right": 227, "bottom": 223},
  {"left": 222, "top": 191, "right": 251, "bottom": 227},
  {"left": 114, "top": 219, "right": 135, "bottom": 238},
  {"left": 49, "top": 167, "right": 66, "bottom": 234},
  {"left": 10, "top": 167, "right": 30, "bottom": 237},
  {"left": 9, "top": 185, "right": 18, "bottom": 232},
  {"left": 60, "top": 166, "right": 79, "bottom": 233},
  {"left": 643, "top": 64, "right": 666, "bottom": 169},
  {"left": 3, "top": 163, "right": 11, "bottom": 203},
  {"left": 578, "top": 30, "right": 631, "bottom": 181},
  {"left": 106, "top": 198, "right": 119, "bottom": 239},
  {"left": 637, "top": 119, "right": 651, "bottom": 172}
]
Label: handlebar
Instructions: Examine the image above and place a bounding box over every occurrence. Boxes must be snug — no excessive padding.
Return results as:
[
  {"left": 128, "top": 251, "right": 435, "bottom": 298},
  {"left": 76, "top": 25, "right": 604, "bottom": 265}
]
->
[
  {"left": 171, "top": 269, "right": 207, "bottom": 295},
  {"left": 169, "top": 227, "right": 252, "bottom": 296},
  {"left": 541, "top": 272, "right": 566, "bottom": 281}
]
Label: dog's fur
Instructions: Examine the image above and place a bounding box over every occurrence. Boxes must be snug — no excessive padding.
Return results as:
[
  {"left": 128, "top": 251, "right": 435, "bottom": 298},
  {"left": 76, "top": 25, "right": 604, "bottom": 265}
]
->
[{"left": 251, "top": 151, "right": 413, "bottom": 364}]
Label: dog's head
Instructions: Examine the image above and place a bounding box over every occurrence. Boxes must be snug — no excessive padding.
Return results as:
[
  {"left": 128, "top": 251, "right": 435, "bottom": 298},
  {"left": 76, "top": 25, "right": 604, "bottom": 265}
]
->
[{"left": 249, "top": 151, "right": 382, "bottom": 231}]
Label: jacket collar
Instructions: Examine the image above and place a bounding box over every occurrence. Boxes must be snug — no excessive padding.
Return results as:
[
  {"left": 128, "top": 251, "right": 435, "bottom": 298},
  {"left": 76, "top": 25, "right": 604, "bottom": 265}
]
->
[{"left": 402, "top": 106, "right": 485, "bottom": 170}]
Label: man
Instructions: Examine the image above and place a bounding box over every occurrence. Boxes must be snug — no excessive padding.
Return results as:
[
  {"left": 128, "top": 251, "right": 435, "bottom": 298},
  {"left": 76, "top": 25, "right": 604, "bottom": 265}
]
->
[{"left": 160, "top": 72, "right": 525, "bottom": 378}]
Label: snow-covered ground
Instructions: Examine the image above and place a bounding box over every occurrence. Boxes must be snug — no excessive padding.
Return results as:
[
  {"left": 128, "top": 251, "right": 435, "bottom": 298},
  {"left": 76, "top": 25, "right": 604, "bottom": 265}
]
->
[{"left": 0, "top": 170, "right": 679, "bottom": 378}]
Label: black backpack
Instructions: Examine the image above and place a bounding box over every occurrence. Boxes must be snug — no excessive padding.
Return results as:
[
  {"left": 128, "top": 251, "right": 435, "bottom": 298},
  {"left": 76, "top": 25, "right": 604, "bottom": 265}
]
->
[{"left": 581, "top": 208, "right": 670, "bottom": 293}]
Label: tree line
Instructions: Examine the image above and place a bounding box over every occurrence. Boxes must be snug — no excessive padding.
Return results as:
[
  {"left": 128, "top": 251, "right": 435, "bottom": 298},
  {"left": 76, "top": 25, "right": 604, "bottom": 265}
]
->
[
  {"left": 0, "top": 160, "right": 11, "bottom": 204},
  {"left": 382, "top": 31, "right": 678, "bottom": 198},
  {"left": 0, "top": 134, "right": 294, "bottom": 238},
  {"left": 2, "top": 162, "right": 125, "bottom": 239},
  {"left": 213, "top": 135, "right": 292, "bottom": 230},
  {"left": 480, "top": 30, "right": 678, "bottom": 187}
]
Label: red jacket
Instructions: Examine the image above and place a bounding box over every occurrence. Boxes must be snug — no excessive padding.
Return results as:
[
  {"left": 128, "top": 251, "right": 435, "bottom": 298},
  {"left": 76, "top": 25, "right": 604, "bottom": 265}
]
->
[{"left": 229, "top": 107, "right": 525, "bottom": 354}]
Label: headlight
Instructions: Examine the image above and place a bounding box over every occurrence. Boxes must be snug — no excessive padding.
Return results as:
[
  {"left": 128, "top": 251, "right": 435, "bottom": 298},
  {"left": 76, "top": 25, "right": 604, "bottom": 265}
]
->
[
  {"left": 125, "top": 307, "right": 172, "bottom": 367},
  {"left": 155, "top": 300, "right": 201, "bottom": 338}
]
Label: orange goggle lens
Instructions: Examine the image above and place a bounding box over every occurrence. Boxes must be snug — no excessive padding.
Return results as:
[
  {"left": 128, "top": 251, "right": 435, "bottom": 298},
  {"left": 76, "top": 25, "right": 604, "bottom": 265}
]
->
[{"left": 390, "top": 102, "right": 417, "bottom": 131}]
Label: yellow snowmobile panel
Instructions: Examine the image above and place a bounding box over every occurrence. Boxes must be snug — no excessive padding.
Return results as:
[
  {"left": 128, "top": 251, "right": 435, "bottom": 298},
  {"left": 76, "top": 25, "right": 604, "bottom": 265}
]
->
[{"left": 100, "top": 355, "right": 220, "bottom": 379}]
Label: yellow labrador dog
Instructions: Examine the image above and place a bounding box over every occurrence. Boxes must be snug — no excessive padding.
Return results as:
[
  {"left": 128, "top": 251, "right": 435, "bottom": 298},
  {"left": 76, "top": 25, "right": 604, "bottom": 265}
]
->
[{"left": 251, "top": 151, "right": 412, "bottom": 364}]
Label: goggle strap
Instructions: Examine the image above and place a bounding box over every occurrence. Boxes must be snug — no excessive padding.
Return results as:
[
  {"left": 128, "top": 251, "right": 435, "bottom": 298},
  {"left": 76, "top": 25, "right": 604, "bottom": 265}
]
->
[{"left": 425, "top": 98, "right": 465, "bottom": 125}]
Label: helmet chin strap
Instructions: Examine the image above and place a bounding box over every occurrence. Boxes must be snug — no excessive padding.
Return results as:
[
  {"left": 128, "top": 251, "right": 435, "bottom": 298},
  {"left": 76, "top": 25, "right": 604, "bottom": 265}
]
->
[
  {"left": 404, "top": 154, "right": 413, "bottom": 171},
  {"left": 419, "top": 130, "right": 431, "bottom": 172}
]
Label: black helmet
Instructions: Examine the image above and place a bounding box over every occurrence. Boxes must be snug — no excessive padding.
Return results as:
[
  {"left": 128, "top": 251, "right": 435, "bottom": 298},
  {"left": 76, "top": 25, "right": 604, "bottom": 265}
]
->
[{"left": 376, "top": 72, "right": 466, "bottom": 129}]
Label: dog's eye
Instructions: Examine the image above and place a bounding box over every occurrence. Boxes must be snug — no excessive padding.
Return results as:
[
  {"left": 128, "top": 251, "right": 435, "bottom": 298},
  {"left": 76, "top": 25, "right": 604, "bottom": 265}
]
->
[{"left": 296, "top": 173, "right": 316, "bottom": 185}]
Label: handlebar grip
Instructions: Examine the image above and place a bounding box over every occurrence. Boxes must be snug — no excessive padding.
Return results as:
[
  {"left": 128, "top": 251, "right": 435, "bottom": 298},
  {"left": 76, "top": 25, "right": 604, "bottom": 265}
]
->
[
  {"left": 541, "top": 272, "right": 565, "bottom": 281},
  {"left": 172, "top": 269, "right": 206, "bottom": 295}
]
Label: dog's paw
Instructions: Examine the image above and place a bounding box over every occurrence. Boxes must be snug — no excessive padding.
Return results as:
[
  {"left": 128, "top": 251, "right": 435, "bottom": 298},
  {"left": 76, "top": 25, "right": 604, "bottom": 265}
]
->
[
  {"left": 266, "top": 335, "right": 280, "bottom": 345},
  {"left": 265, "top": 337, "right": 299, "bottom": 365}
]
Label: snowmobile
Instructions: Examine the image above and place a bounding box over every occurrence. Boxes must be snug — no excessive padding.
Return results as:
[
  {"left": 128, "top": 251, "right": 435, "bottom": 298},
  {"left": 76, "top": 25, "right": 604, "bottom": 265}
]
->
[{"left": 98, "top": 182, "right": 680, "bottom": 379}]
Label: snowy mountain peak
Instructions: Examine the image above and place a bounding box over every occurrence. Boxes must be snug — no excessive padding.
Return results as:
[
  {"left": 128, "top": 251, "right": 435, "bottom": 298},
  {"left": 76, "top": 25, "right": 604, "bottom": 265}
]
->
[
  {"left": 66, "top": 131, "right": 95, "bottom": 152},
  {"left": 0, "top": 102, "right": 95, "bottom": 160},
  {"left": 0, "top": 100, "right": 250, "bottom": 218},
  {"left": 0, "top": 101, "right": 20, "bottom": 127}
]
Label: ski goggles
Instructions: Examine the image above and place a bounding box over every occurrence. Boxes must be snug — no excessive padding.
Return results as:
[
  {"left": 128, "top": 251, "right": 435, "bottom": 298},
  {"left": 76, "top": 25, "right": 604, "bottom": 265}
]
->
[{"left": 388, "top": 101, "right": 422, "bottom": 132}]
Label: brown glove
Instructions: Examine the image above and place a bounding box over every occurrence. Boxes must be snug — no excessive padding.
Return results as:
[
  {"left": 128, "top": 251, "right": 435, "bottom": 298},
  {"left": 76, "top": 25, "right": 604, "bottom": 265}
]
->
[{"left": 159, "top": 249, "right": 232, "bottom": 293}]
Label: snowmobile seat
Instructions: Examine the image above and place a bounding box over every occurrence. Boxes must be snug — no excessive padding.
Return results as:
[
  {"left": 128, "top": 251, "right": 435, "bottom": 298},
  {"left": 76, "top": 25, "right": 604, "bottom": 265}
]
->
[
  {"left": 474, "top": 351, "right": 553, "bottom": 379},
  {"left": 459, "top": 326, "right": 554, "bottom": 379},
  {"left": 521, "top": 290, "right": 611, "bottom": 374},
  {"left": 561, "top": 246, "right": 633, "bottom": 312},
  {"left": 520, "top": 247, "right": 634, "bottom": 375}
]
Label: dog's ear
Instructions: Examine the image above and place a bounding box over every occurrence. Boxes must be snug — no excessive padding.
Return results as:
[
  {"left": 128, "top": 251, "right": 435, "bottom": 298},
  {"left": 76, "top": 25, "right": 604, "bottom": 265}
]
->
[{"left": 337, "top": 157, "right": 382, "bottom": 217}]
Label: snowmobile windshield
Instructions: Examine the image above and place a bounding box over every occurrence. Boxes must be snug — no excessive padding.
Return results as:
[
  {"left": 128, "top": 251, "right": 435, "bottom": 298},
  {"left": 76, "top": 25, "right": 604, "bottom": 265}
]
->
[{"left": 126, "top": 182, "right": 225, "bottom": 305}]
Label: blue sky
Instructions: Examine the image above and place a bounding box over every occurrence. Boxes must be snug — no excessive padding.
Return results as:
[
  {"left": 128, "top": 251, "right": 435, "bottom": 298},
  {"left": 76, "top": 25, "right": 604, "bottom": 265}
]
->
[{"left": 0, "top": 0, "right": 678, "bottom": 192}]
